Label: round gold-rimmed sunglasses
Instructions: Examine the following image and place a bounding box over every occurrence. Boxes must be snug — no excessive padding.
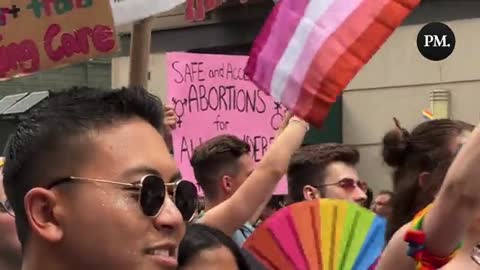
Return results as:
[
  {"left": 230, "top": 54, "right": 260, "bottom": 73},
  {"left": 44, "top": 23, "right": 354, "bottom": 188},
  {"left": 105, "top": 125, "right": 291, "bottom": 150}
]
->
[{"left": 4, "top": 174, "right": 199, "bottom": 222}]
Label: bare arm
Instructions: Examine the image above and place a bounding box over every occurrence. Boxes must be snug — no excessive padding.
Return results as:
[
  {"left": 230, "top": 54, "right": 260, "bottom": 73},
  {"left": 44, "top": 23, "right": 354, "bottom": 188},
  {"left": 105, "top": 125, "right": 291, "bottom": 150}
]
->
[
  {"left": 376, "top": 224, "right": 415, "bottom": 269},
  {"left": 200, "top": 117, "right": 308, "bottom": 236},
  {"left": 247, "top": 113, "right": 293, "bottom": 225},
  {"left": 163, "top": 105, "right": 177, "bottom": 154},
  {"left": 377, "top": 124, "right": 480, "bottom": 269}
]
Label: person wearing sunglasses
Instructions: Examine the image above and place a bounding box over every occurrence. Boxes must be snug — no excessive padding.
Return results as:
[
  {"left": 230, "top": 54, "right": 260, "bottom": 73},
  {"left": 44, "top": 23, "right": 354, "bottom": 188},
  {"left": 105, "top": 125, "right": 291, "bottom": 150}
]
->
[
  {"left": 2, "top": 87, "right": 198, "bottom": 270},
  {"left": 0, "top": 159, "right": 21, "bottom": 270},
  {"left": 287, "top": 143, "right": 367, "bottom": 205}
]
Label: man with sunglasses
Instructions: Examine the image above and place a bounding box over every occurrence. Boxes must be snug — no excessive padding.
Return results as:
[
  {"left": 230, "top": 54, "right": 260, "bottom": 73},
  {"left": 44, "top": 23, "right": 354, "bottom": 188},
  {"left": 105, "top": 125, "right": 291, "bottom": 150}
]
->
[
  {"left": 287, "top": 143, "right": 367, "bottom": 204},
  {"left": 2, "top": 87, "right": 198, "bottom": 270},
  {"left": 0, "top": 159, "right": 21, "bottom": 270}
]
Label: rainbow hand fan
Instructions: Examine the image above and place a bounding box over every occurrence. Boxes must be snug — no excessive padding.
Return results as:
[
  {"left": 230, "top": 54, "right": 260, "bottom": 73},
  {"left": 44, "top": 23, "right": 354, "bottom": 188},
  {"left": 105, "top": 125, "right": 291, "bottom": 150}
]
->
[{"left": 244, "top": 199, "right": 386, "bottom": 270}]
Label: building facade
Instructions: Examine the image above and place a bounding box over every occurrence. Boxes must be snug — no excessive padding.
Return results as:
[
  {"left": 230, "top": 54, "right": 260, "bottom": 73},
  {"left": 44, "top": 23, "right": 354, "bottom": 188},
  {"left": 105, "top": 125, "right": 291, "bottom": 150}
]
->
[
  {"left": 0, "top": 60, "right": 112, "bottom": 96},
  {"left": 0, "top": 60, "right": 112, "bottom": 151}
]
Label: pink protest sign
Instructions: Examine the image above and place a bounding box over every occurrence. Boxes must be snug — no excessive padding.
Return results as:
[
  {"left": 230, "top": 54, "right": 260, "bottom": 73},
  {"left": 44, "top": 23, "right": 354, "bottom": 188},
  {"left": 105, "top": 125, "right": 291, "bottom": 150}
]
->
[{"left": 167, "top": 52, "right": 287, "bottom": 194}]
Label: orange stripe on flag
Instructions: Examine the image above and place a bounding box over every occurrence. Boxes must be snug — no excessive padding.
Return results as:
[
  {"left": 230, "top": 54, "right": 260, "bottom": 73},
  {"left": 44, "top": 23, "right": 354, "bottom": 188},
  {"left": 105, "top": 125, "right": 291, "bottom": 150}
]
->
[
  {"left": 295, "top": 0, "right": 386, "bottom": 123},
  {"left": 295, "top": 0, "right": 420, "bottom": 125}
]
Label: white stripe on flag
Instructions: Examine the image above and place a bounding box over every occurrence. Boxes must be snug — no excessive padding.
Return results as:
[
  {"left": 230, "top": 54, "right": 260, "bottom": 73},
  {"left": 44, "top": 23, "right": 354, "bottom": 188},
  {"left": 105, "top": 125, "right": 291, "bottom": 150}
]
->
[
  {"left": 270, "top": 0, "right": 335, "bottom": 101},
  {"left": 281, "top": 0, "right": 364, "bottom": 106}
]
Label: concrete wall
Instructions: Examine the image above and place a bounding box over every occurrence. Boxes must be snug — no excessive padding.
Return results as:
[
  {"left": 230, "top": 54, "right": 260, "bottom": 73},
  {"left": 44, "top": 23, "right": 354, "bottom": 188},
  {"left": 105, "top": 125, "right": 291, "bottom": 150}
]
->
[{"left": 112, "top": 4, "right": 480, "bottom": 193}]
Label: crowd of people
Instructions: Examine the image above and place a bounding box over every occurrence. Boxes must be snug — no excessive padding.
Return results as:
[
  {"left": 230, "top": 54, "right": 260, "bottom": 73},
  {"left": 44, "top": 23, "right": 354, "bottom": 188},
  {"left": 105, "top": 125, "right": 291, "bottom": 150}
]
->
[{"left": 1, "top": 86, "right": 480, "bottom": 270}]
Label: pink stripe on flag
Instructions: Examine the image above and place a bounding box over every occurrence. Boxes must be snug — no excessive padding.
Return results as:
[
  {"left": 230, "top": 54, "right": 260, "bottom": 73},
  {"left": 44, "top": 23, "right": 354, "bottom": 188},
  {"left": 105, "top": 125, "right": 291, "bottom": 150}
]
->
[
  {"left": 244, "top": 0, "right": 282, "bottom": 81},
  {"left": 296, "top": 0, "right": 391, "bottom": 119},
  {"left": 281, "top": 0, "right": 364, "bottom": 108},
  {"left": 270, "top": 0, "right": 335, "bottom": 101},
  {"left": 248, "top": 0, "right": 309, "bottom": 95},
  {"left": 296, "top": 0, "right": 419, "bottom": 125}
]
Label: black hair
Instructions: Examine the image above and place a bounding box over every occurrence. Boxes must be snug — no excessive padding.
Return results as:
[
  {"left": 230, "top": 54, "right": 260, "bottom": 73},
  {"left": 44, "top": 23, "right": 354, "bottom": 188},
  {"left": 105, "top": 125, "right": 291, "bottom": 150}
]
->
[
  {"left": 378, "top": 190, "right": 394, "bottom": 198},
  {"left": 2, "top": 86, "right": 166, "bottom": 247},
  {"left": 266, "top": 196, "right": 283, "bottom": 210},
  {"left": 364, "top": 188, "right": 373, "bottom": 209},
  {"left": 287, "top": 143, "right": 360, "bottom": 203},
  {"left": 178, "top": 223, "right": 250, "bottom": 270}
]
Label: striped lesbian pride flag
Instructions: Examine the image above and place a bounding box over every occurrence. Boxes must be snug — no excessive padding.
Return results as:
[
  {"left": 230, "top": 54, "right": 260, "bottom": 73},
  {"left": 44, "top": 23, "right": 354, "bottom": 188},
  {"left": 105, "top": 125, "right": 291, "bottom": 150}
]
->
[{"left": 245, "top": 0, "right": 421, "bottom": 127}]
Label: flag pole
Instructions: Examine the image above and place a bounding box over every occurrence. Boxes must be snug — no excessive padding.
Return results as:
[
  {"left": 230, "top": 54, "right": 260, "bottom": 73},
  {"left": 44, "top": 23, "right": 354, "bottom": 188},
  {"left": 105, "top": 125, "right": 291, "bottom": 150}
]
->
[{"left": 128, "top": 16, "right": 154, "bottom": 89}]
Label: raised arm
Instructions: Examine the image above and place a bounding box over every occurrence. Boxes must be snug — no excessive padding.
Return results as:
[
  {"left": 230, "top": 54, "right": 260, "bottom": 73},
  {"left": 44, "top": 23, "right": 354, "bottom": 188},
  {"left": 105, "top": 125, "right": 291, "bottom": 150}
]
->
[
  {"left": 163, "top": 105, "right": 177, "bottom": 155},
  {"left": 247, "top": 113, "right": 294, "bottom": 225},
  {"left": 200, "top": 116, "right": 309, "bottom": 236},
  {"left": 377, "top": 124, "right": 480, "bottom": 269}
]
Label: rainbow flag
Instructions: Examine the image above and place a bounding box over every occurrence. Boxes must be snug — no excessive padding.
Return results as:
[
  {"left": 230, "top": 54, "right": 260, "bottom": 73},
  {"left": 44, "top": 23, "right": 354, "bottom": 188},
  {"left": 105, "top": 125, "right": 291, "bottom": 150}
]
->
[
  {"left": 245, "top": 0, "right": 421, "bottom": 127},
  {"left": 422, "top": 108, "right": 434, "bottom": 120}
]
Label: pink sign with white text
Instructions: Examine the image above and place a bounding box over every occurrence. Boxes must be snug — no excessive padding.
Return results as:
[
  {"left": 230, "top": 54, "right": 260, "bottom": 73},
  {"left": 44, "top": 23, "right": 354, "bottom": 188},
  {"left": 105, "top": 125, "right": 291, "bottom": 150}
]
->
[{"left": 167, "top": 52, "right": 287, "bottom": 195}]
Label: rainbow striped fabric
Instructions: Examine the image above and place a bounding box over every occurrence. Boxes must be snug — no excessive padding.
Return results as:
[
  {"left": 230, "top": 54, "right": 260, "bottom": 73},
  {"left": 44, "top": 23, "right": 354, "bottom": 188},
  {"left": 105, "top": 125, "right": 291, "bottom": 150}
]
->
[
  {"left": 245, "top": 0, "right": 421, "bottom": 127},
  {"left": 422, "top": 108, "right": 434, "bottom": 120}
]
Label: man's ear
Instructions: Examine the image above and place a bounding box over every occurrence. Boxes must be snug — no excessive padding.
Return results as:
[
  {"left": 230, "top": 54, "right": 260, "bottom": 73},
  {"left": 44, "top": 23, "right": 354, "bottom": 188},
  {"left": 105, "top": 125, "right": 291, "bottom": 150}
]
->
[
  {"left": 24, "top": 188, "right": 64, "bottom": 243},
  {"left": 220, "top": 175, "right": 234, "bottom": 195},
  {"left": 418, "top": 172, "right": 432, "bottom": 190},
  {"left": 303, "top": 185, "right": 321, "bottom": 201}
]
